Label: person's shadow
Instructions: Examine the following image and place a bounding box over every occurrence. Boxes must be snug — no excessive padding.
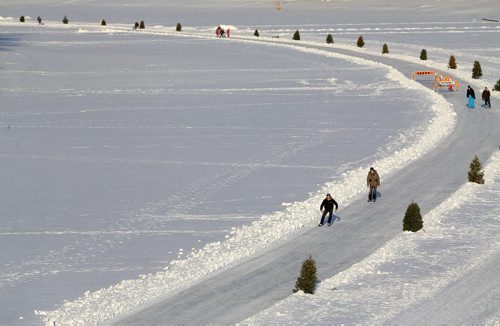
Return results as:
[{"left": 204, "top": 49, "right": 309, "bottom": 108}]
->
[{"left": 329, "top": 213, "right": 341, "bottom": 225}]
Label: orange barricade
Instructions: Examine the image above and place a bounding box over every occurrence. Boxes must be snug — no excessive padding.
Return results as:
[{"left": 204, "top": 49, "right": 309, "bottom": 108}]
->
[
  {"left": 412, "top": 71, "right": 436, "bottom": 80},
  {"left": 412, "top": 70, "right": 460, "bottom": 93}
]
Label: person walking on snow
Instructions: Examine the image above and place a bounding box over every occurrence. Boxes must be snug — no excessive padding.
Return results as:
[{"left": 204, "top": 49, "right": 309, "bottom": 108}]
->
[
  {"left": 319, "top": 193, "right": 338, "bottom": 226},
  {"left": 482, "top": 87, "right": 491, "bottom": 108},
  {"left": 467, "top": 85, "right": 476, "bottom": 109},
  {"left": 367, "top": 167, "right": 380, "bottom": 202},
  {"left": 226, "top": 28, "right": 231, "bottom": 38}
]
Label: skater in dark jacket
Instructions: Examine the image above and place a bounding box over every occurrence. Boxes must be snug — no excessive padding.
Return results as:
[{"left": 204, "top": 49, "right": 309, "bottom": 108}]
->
[
  {"left": 319, "top": 193, "right": 338, "bottom": 226},
  {"left": 482, "top": 87, "right": 491, "bottom": 108},
  {"left": 367, "top": 167, "right": 380, "bottom": 202},
  {"left": 467, "top": 85, "right": 476, "bottom": 108}
]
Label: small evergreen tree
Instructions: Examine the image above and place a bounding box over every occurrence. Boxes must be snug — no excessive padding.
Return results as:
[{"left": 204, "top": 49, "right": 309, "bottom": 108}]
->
[
  {"left": 420, "top": 49, "right": 427, "bottom": 60},
  {"left": 357, "top": 35, "right": 364, "bottom": 48},
  {"left": 254, "top": 29, "right": 260, "bottom": 37},
  {"left": 62, "top": 15, "right": 69, "bottom": 24},
  {"left": 326, "top": 33, "right": 334, "bottom": 44},
  {"left": 293, "top": 29, "right": 300, "bottom": 41},
  {"left": 403, "top": 202, "right": 423, "bottom": 232},
  {"left": 494, "top": 79, "right": 500, "bottom": 92},
  {"left": 20, "top": 16, "right": 25, "bottom": 23},
  {"left": 100, "top": 19, "right": 107, "bottom": 26},
  {"left": 448, "top": 55, "right": 457, "bottom": 69},
  {"left": 382, "top": 43, "right": 389, "bottom": 54},
  {"left": 176, "top": 23, "right": 182, "bottom": 32},
  {"left": 139, "top": 20, "right": 145, "bottom": 29},
  {"left": 472, "top": 60, "right": 482, "bottom": 79},
  {"left": 293, "top": 255, "right": 317, "bottom": 294},
  {"left": 468, "top": 155, "right": 485, "bottom": 184}
]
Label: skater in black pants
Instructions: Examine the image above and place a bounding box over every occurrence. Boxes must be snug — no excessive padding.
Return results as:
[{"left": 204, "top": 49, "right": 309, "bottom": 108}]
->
[
  {"left": 319, "top": 193, "right": 338, "bottom": 226},
  {"left": 482, "top": 87, "right": 491, "bottom": 108}
]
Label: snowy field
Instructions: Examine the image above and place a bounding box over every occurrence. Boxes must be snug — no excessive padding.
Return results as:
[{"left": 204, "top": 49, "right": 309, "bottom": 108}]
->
[
  {"left": 1, "top": 18, "right": 432, "bottom": 326},
  {"left": 1, "top": 0, "right": 500, "bottom": 325}
]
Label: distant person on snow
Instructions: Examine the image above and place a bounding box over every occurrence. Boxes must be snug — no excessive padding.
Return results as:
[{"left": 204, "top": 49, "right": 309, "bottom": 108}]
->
[
  {"left": 482, "top": 87, "right": 491, "bottom": 108},
  {"left": 133, "top": 22, "right": 139, "bottom": 30},
  {"left": 367, "top": 167, "right": 380, "bottom": 202},
  {"left": 37, "top": 16, "right": 42, "bottom": 25},
  {"left": 466, "top": 85, "right": 476, "bottom": 109},
  {"left": 216, "top": 25, "right": 222, "bottom": 37},
  {"left": 319, "top": 193, "right": 338, "bottom": 226}
]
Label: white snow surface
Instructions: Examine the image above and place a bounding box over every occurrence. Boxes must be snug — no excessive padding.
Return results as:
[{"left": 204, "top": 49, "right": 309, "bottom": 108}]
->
[
  {"left": 1, "top": 0, "right": 500, "bottom": 325},
  {"left": 36, "top": 41, "right": 454, "bottom": 324}
]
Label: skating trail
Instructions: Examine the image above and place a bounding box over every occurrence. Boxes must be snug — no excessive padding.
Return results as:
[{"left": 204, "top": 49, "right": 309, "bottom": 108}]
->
[{"left": 118, "top": 40, "right": 500, "bottom": 324}]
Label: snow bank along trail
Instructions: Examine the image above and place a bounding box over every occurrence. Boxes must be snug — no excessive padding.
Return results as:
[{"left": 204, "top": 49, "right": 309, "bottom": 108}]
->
[{"left": 37, "top": 20, "right": 456, "bottom": 325}]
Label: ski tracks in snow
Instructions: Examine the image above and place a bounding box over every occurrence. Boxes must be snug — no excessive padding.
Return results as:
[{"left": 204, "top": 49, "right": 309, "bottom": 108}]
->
[{"left": 134, "top": 130, "right": 332, "bottom": 227}]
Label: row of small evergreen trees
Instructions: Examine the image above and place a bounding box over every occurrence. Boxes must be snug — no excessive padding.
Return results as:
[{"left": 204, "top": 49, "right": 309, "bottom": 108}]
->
[
  {"left": 18, "top": 17, "right": 500, "bottom": 88},
  {"left": 286, "top": 29, "right": 495, "bottom": 82},
  {"left": 294, "top": 155, "right": 486, "bottom": 295},
  {"left": 18, "top": 15, "right": 183, "bottom": 31}
]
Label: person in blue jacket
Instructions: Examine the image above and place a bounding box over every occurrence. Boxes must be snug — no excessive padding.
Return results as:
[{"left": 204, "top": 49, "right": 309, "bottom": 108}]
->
[
  {"left": 467, "top": 85, "right": 476, "bottom": 108},
  {"left": 319, "top": 193, "right": 339, "bottom": 226}
]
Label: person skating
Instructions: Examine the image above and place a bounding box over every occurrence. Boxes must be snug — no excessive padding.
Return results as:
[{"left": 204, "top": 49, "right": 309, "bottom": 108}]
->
[
  {"left": 467, "top": 85, "right": 476, "bottom": 109},
  {"left": 319, "top": 193, "right": 338, "bottom": 226},
  {"left": 482, "top": 87, "right": 491, "bottom": 108},
  {"left": 367, "top": 167, "right": 380, "bottom": 202}
]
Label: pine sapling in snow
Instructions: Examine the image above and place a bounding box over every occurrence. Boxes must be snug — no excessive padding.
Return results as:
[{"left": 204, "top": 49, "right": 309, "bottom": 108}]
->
[
  {"left": 382, "top": 43, "right": 389, "bottom": 54},
  {"left": 472, "top": 60, "right": 482, "bottom": 79},
  {"left": 494, "top": 79, "right": 500, "bottom": 92},
  {"left": 326, "top": 33, "right": 333, "bottom": 44},
  {"left": 468, "top": 155, "right": 485, "bottom": 184},
  {"left": 293, "top": 255, "right": 317, "bottom": 294},
  {"left": 254, "top": 29, "right": 260, "bottom": 37},
  {"left": 420, "top": 49, "right": 427, "bottom": 60},
  {"left": 62, "top": 15, "right": 69, "bottom": 24},
  {"left": 357, "top": 35, "right": 365, "bottom": 48},
  {"left": 403, "top": 202, "right": 423, "bottom": 232},
  {"left": 448, "top": 55, "right": 457, "bottom": 69},
  {"left": 20, "top": 16, "right": 25, "bottom": 23},
  {"left": 176, "top": 23, "right": 182, "bottom": 32},
  {"left": 139, "top": 20, "right": 145, "bottom": 29},
  {"left": 293, "top": 29, "right": 300, "bottom": 41},
  {"left": 100, "top": 19, "right": 107, "bottom": 26}
]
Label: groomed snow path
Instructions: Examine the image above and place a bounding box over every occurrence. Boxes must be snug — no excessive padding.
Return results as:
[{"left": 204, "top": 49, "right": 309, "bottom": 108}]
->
[{"left": 118, "top": 45, "right": 500, "bottom": 325}]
